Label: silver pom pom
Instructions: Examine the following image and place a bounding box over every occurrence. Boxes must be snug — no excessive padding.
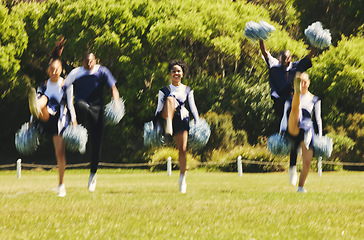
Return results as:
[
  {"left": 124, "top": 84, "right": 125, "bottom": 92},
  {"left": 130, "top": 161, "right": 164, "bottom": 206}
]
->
[
  {"left": 304, "top": 21, "right": 332, "bottom": 49},
  {"left": 244, "top": 20, "right": 276, "bottom": 42},
  {"left": 104, "top": 98, "right": 126, "bottom": 125},
  {"left": 267, "top": 133, "right": 291, "bottom": 155},
  {"left": 313, "top": 135, "right": 333, "bottom": 159},
  {"left": 143, "top": 121, "right": 165, "bottom": 147},
  {"left": 188, "top": 118, "right": 211, "bottom": 151},
  {"left": 15, "top": 122, "right": 40, "bottom": 155},
  {"left": 62, "top": 125, "right": 88, "bottom": 153}
]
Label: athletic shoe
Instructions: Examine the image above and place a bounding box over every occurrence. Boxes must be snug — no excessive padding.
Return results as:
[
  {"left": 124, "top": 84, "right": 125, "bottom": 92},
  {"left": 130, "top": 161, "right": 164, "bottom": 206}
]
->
[
  {"left": 88, "top": 173, "right": 97, "bottom": 192},
  {"left": 294, "top": 72, "right": 301, "bottom": 94},
  {"left": 165, "top": 118, "right": 173, "bottom": 136},
  {"left": 57, "top": 184, "right": 66, "bottom": 197},
  {"left": 288, "top": 165, "right": 298, "bottom": 186},
  {"left": 297, "top": 186, "right": 307, "bottom": 193},
  {"left": 179, "top": 174, "right": 186, "bottom": 194},
  {"left": 28, "top": 88, "right": 41, "bottom": 119}
]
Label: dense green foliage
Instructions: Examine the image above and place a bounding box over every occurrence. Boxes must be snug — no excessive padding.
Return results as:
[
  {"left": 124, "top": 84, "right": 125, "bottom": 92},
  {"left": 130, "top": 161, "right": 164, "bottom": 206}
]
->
[{"left": 0, "top": 0, "right": 362, "bottom": 168}]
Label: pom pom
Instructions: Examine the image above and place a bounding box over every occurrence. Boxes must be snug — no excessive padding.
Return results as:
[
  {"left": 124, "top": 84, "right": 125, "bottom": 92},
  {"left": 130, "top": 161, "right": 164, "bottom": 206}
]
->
[
  {"left": 313, "top": 135, "right": 333, "bottom": 159},
  {"left": 244, "top": 20, "right": 276, "bottom": 42},
  {"left": 267, "top": 133, "right": 291, "bottom": 155},
  {"left": 188, "top": 118, "right": 211, "bottom": 151},
  {"left": 15, "top": 122, "right": 40, "bottom": 155},
  {"left": 143, "top": 121, "right": 165, "bottom": 147},
  {"left": 104, "top": 98, "right": 126, "bottom": 125},
  {"left": 62, "top": 125, "right": 88, "bottom": 153},
  {"left": 304, "top": 21, "right": 331, "bottom": 49}
]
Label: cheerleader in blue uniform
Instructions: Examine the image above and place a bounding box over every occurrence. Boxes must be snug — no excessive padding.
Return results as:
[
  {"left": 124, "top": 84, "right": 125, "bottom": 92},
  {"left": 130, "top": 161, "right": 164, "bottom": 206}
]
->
[
  {"left": 65, "top": 52, "right": 121, "bottom": 192},
  {"left": 280, "top": 72, "right": 322, "bottom": 193},
  {"left": 28, "top": 38, "right": 69, "bottom": 197},
  {"left": 154, "top": 60, "right": 199, "bottom": 193},
  {"left": 259, "top": 40, "right": 317, "bottom": 183}
]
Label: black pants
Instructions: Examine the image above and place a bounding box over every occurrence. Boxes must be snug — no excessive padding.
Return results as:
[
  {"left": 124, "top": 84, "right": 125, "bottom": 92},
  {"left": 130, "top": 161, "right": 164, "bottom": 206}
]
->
[
  {"left": 75, "top": 100, "right": 104, "bottom": 173},
  {"left": 273, "top": 97, "right": 298, "bottom": 167}
]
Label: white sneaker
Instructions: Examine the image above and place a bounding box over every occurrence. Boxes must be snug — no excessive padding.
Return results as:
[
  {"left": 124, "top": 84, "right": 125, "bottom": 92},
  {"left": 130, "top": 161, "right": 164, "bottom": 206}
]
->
[
  {"left": 88, "top": 173, "right": 97, "bottom": 192},
  {"left": 57, "top": 184, "right": 66, "bottom": 197},
  {"left": 179, "top": 174, "right": 186, "bottom": 193},
  {"left": 297, "top": 186, "right": 307, "bottom": 193},
  {"left": 288, "top": 166, "right": 298, "bottom": 186},
  {"left": 28, "top": 88, "right": 41, "bottom": 119},
  {"left": 165, "top": 118, "right": 173, "bottom": 136}
]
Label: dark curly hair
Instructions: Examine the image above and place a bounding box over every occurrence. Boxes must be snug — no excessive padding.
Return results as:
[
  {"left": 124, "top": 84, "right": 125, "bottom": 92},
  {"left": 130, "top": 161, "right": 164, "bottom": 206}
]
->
[{"left": 168, "top": 59, "right": 187, "bottom": 74}]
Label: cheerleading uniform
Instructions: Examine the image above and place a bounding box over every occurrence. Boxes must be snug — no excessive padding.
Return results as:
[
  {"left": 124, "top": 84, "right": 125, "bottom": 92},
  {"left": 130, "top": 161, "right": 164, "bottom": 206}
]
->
[
  {"left": 34, "top": 77, "right": 70, "bottom": 136},
  {"left": 155, "top": 84, "right": 199, "bottom": 135},
  {"left": 263, "top": 52, "right": 312, "bottom": 118},
  {"left": 279, "top": 92, "right": 322, "bottom": 155},
  {"left": 65, "top": 65, "right": 116, "bottom": 173}
]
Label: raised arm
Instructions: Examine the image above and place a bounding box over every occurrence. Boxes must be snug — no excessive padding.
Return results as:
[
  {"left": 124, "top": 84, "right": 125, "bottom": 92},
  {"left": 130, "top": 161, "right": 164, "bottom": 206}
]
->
[
  {"left": 259, "top": 40, "right": 268, "bottom": 60},
  {"left": 307, "top": 46, "right": 317, "bottom": 60}
]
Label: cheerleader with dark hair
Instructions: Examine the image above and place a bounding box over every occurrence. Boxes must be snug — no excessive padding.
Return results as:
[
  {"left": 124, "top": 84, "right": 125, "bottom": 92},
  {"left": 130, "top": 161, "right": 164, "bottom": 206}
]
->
[
  {"left": 65, "top": 52, "right": 121, "bottom": 192},
  {"left": 154, "top": 60, "right": 199, "bottom": 193},
  {"left": 27, "top": 37, "right": 69, "bottom": 197}
]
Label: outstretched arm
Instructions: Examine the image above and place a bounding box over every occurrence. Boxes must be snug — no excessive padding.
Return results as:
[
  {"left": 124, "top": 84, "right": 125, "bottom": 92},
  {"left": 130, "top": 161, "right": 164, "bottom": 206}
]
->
[
  {"left": 259, "top": 40, "right": 268, "bottom": 60},
  {"left": 307, "top": 46, "right": 317, "bottom": 60}
]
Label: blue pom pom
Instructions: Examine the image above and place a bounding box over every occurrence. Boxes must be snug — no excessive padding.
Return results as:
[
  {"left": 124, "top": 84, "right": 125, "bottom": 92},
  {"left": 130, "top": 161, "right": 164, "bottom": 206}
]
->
[
  {"left": 267, "top": 133, "right": 291, "bottom": 155},
  {"left": 104, "top": 98, "right": 125, "bottom": 125},
  {"left": 143, "top": 121, "right": 165, "bottom": 147},
  {"left": 15, "top": 122, "right": 40, "bottom": 155},
  {"left": 313, "top": 135, "right": 333, "bottom": 159},
  {"left": 188, "top": 118, "right": 211, "bottom": 151},
  {"left": 244, "top": 20, "right": 275, "bottom": 42},
  {"left": 304, "top": 22, "right": 332, "bottom": 49},
  {"left": 62, "top": 125, "right": 88, "bottom": 153}
]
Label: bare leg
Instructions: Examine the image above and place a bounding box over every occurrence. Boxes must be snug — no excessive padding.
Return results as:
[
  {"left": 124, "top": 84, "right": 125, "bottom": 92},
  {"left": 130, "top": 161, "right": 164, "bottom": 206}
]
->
[
  {"left": 287, "top": 72, "right": 301, "bottom": 137},
  {"left": 38, "top": 95, "right": 50, "bottom": 122},
  {"left": 53, "top": 135, "right": 66, "bottom": 185},
  {"left": 161, "top": 96, "right": 175, "bottom": 120},
  {"left": 298, "top": 142, "right": 313, "bottom": 187},
  {"left": 161, "top": 96, "right": 175, "bottom": 135},
  {"left": 174, "top": 131, "right": 188, "bottom": 174}
]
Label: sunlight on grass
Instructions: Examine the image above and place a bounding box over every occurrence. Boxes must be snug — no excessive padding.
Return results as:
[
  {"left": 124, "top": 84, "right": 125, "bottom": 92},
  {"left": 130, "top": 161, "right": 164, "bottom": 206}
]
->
[{"left": 0, "top": 169, "right": 363, "bottom": 239}]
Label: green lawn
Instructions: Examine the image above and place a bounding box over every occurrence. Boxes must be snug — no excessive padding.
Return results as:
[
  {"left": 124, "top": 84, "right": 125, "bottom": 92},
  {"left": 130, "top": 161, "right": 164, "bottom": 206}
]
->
[{"left": 0, "top": 169, "right": 363, "bottom": 239}]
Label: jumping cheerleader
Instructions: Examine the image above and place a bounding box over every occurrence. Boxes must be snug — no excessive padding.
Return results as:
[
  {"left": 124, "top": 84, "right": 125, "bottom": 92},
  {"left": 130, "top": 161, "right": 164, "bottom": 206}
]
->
[
  {"left": 154, "top": 60, "right": 199, "bottom": 193},
  {"left": 280, "top": 72, "right": 322, "bottom": 193},
  {"left": 28, "top": 37, "right": 69, "bottom": 197}
]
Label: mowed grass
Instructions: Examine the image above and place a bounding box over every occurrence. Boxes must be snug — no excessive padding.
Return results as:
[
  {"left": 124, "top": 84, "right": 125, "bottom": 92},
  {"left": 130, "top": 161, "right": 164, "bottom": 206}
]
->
[{"left": 0, "top": 169, "right": 363, "bottom": 239}]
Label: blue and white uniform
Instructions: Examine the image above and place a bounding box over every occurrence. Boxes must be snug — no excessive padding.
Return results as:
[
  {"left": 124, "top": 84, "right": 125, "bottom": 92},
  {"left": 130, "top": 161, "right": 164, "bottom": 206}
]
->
[
  {"left": 280, "top": 92, "right": 322, "bottom": 150},
  {"left": 155, "top": 84, "right": 199, "bottom": 134},
  {"left": 65, "top": 65, "right": 116, "bottom": 122},
  {"left": 35, "top": 77, "right": 69, "bottom": 135},
  {"left": 264, "top": 52, "right": 312, "bottom": 101},
  {"left": 65, "top": 64, "right": 117, "bottom": 174}
]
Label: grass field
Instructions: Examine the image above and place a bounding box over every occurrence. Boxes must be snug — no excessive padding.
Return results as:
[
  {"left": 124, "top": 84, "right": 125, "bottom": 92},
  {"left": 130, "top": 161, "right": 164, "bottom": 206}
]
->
[{"left": 0, "top": 169, "right": 363, "bottom": 239}]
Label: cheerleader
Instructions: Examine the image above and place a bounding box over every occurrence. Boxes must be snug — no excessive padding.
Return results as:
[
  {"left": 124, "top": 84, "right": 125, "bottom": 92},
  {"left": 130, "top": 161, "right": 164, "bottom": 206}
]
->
[
  {"left": 28, "top": 38, "right": 69, "bottom": 197},
  {"left": 65, "top": 52, "right": 121, "bottom": 192},
  {"left": 154, "top": 60, "right": 199, "bottom": 193},
  {"left": 280, "top": 72, "right": 322, "bottom": 193}
]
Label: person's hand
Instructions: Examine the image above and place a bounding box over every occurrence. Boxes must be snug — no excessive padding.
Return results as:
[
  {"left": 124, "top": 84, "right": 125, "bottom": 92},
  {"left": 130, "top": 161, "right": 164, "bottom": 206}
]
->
[{"left": 72, "top": 120, "right": 78, "bottom": 126}]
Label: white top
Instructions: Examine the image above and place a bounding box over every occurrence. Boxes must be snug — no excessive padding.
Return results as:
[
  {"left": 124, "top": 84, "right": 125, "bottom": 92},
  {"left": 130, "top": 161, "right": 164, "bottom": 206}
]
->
[
  {"left": 44, "top": 77, "right": 64, "bottom": 103},
  {"left": 155, "top": 84, "right": 199, "bottom": 122}
]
